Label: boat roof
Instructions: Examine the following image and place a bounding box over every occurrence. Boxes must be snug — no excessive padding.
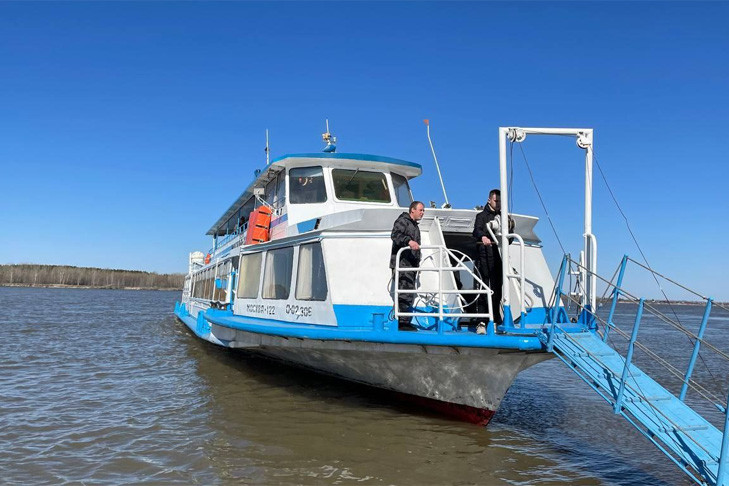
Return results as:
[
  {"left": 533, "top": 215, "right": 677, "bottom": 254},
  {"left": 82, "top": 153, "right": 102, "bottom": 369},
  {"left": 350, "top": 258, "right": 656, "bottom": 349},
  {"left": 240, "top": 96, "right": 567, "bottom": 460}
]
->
[{"left": 206, "top": 152, "right": 423, "bottom": 236}]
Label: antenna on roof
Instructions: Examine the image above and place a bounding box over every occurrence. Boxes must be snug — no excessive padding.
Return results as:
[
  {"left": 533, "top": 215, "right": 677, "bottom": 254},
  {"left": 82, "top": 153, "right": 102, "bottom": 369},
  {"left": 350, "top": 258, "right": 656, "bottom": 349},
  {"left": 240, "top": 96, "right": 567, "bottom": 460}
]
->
[
  {"left": 322, "top": 119, "right": 337, "bottom": 153},
  {"left": 424, "top": 119, "right": 451, "bottom": 208},
  {"left": 264, "top": 129, "right": 270, "bottom": 165}
]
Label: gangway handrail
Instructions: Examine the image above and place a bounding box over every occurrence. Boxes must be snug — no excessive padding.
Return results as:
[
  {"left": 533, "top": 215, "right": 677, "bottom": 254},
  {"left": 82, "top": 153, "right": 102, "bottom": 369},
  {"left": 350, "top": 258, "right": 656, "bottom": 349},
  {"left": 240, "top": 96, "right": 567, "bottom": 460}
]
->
[
  {"left": 548, "top": 320, "right": 721, "bottom": 475},
  {"left": 627, "top": 256, "right": 709, "bottom": 301},
  {"left": 559, "top": 288, "right": 727, "bottom": 416},
  {"left": 566, "top": 256, "right": 729, "bottom": 364},
  {"left": 394, "top": 245, "right": 494, "bottom": 331},
  {"left": 562, "top": 256, "right": 729, "bottom": 402}
]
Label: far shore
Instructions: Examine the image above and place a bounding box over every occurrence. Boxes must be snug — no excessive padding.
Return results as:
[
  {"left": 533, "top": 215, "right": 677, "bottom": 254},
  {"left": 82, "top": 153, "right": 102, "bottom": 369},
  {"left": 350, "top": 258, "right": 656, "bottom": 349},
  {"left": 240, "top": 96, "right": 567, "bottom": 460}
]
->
[{"left": 0, "top": 283, "right": 181, "bottom": 291}]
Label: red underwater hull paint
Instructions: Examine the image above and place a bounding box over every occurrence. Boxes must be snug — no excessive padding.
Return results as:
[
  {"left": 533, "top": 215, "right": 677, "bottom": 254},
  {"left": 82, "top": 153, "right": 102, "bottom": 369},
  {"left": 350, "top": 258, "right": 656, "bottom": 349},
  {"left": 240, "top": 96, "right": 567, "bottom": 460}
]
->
[{"left": 398, "top": 394, "right": 497, "bottom": 426}]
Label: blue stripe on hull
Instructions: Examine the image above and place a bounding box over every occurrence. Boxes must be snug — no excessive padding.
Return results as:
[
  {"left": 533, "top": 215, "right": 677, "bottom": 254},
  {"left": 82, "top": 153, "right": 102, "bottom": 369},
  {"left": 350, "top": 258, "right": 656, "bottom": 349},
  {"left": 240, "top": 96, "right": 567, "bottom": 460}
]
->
[{"left": 202, "top": 308, "right": 544, "bottom": 351}]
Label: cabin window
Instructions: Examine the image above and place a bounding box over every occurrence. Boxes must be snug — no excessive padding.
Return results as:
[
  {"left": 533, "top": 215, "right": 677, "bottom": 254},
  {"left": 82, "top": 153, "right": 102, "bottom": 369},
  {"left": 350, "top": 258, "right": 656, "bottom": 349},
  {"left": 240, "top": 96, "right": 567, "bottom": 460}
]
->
[
  {"left": 275, "top": 171, "right": 286, "bottom": 208},
  {"left": 391, "top": 173, "right": 413, "bottom": 207},
  {"left": 332, "top": 169, "right": 391, "bottom": 203},
  {"left": 213, "top": 263, "right": 226, "bottom": 302},
  {"left": 240, "top": 197, "right": 254, "bottom": 228},
  {"left": 192, "top": 273, "right": 200, "bottom": 298},
  {"left": 195, "top": 272, "right": 204, "bottom": 299},
  {"left": 296, "top": 243, "right": 328, "bottom": 301},
  {"left": 237, "top": 252, "right": 262, "bottom": 298},
  {"left": 289, "top": 166, "right": 327, "bottom": 204},
  {"left": 262, "top": 247, "right": 294, "bottom": 299},
  {"left": 214, "top": 259, "right": 236, "bottom": 302},
  {"left": 205, "top": 268, "right": 214, "bottom": 300},
  {"left": 264, "top": 177, "right": 277, "bottom": 207}
]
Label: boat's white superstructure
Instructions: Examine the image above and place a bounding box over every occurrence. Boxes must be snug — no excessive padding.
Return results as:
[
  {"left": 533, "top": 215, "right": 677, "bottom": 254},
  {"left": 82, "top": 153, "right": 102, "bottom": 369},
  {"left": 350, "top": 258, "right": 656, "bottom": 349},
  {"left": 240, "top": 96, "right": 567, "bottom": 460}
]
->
[{"left": 175, "top": 145, "right": 566, "bottom": 423}]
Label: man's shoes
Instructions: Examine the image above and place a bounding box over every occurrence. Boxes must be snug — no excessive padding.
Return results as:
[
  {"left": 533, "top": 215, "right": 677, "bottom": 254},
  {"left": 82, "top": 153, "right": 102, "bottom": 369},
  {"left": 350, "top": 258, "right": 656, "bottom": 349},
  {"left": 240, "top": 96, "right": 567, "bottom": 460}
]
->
[
  {"left": 398, "top": 322, "right": 418, "bottom": 332},
  {"left": 476, "top": 322, "right": 487, "bottom": 335}
]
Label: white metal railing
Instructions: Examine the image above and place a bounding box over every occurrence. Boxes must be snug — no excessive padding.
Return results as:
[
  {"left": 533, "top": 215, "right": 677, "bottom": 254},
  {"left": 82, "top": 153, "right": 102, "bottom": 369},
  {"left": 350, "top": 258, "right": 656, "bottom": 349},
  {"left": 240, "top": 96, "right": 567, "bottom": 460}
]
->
[
  {"left": 486, "top": 226, "right": 527, "bottom": 318},
  {"left": 394, "top": 245, "right": 494, "bottom": 328}
]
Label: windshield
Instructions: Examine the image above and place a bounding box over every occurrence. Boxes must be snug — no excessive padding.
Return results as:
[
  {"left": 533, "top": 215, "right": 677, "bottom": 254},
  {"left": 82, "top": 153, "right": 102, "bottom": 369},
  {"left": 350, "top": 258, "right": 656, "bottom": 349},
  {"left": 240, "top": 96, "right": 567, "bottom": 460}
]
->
[
  {"left": 332, "top": 169, "right": 391, "bottom": 203},
  {"left": 391, "top": 173, "right": 413, "bottom": 207}
]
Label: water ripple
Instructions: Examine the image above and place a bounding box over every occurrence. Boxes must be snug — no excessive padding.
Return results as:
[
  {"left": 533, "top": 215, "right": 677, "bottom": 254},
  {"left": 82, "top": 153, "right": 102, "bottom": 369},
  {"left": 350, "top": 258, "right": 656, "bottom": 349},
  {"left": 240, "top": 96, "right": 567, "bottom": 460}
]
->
[{"left": 0, "top": 287, "right": 706, "bottom": 485}]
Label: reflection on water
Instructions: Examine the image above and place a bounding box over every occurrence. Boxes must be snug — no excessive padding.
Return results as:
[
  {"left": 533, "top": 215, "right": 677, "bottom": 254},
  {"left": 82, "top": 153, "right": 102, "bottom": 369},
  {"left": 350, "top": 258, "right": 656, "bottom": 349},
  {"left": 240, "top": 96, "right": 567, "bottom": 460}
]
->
[{"left": 2, "top": 287, "right": 720, "bottom": 485}]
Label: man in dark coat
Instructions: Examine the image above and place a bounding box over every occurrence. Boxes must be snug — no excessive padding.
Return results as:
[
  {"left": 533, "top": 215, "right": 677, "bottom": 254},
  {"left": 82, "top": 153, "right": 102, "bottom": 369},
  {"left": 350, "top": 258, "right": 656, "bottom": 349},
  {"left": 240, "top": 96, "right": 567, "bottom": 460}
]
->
[
  {"left": 473, "top": 189, "right": 504, "bottom": 327},
  {"left": 390, "top": 201, "right": 425, "bottom": 331}
]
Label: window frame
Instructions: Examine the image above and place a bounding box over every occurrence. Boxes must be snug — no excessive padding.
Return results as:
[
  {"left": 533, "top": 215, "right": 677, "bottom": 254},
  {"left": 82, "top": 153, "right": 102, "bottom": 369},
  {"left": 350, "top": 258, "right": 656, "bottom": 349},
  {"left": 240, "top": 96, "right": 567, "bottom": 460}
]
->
[
  {"left": 288, "top": 166, "right": 328, "bottom": 205},
  {"left": 237, "top": 252, "right": 263, "bottom": 299},
  {"left": 331, "top": 168, "right": 392, "bottom": 204},
  {"left": 262, "top": 246, "right": 294, "bottom": 300},
  {"left": 391, "top": 172, "right": 414, "bottom": 208},
  {"left": 295, "top": 242, "right": 328, "bottom": 302}
]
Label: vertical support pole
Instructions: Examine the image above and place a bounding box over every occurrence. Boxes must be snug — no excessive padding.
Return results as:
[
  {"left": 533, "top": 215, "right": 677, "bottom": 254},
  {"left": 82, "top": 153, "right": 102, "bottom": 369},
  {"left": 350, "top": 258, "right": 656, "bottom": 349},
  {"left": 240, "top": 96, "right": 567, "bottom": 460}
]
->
[
  {"left": 394, "top": 251, "right": 400, "bottom": 327},
  {"left": 614, "top": 298, "right": 644, "bottom": 414},
  {"left": 717, "top": 387, "right": 729, "bottom": 486},
  {"left": 679, "top": 298, "right": 713, "bottom": 401},
  {"left": 604, "top": 255, "right": 629, "bottom": 342},
  {"left": 547, "top": 255, "right": 568, "bottom": 352},
  {"left": 498, "top": 127, "right": 511, "bottom": 320},
  {"left": 438, "top": 247, "right": 444, "bottom": 335},
  {"left": 581, "top": 131, "right": 596, "bottom": 312}
]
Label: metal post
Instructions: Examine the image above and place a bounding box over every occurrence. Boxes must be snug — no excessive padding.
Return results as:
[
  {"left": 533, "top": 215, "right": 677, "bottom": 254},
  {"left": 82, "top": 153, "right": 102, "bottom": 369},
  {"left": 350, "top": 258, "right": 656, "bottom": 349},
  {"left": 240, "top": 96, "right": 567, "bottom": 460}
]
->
[
  {"left": 438, "top": 247, "right": 444, "bottom": 334},
  {"left": 580, "top": 131, "right": 596, "bottom": 311},
  {"left": 604, "top": 255, "right": 629, "bottom": 342},
  {"left": 717, "top": 386, "right": 729, "bottom": 486},
  {"left": 679, "top": 298, "right": 713, "bottom": 401},
  {"left": 498, "top": 128, "right": 510, "bottom": 318},
  {"left": 394, "top": 252, "right": 401, "bottom": 327},
  {"left": 614, "top": 298, "right": 644, "bottom": 414},
  {"left": 547, "top": 255, "right": 568, "bottom": 352}
]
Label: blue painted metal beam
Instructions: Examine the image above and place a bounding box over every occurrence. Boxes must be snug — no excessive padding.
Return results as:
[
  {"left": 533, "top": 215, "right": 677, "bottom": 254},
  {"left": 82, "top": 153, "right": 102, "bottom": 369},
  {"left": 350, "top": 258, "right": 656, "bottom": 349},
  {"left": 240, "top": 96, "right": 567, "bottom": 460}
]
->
[
  {"left": 680, "top": 298, "right": 713, "bottom": 402},
  {"left": 604, "top": 255, "right": 629, "bottom": 342}
]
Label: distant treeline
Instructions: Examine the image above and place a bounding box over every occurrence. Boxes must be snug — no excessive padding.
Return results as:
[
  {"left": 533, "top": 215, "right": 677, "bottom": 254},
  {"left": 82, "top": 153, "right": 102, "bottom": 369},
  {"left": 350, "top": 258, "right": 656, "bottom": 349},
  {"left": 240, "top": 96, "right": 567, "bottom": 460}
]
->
[{"left": 0, "top": 264, "right": 184, "bottom": 290}]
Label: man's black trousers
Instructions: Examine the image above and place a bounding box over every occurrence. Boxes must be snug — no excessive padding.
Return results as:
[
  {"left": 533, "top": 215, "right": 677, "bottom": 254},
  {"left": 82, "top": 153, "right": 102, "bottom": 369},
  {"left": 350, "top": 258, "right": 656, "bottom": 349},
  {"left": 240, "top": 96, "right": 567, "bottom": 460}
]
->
[{"left": 476, "top": 244, "right": 503, "bottom": 324}]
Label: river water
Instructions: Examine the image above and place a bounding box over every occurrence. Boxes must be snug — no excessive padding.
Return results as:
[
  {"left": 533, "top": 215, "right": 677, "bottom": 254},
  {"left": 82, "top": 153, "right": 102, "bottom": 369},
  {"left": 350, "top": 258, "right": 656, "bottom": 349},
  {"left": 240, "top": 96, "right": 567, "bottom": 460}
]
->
[{"left": 2, "top": 287, "right": 727, "bottom": 485}]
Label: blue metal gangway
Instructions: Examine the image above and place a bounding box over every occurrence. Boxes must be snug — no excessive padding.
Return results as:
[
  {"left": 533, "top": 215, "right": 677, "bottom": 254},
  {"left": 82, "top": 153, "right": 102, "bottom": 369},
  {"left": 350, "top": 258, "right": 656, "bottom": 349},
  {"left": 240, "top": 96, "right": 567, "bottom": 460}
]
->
[{"left": 539, "top": 255, "right": 729, "bottom": 486}]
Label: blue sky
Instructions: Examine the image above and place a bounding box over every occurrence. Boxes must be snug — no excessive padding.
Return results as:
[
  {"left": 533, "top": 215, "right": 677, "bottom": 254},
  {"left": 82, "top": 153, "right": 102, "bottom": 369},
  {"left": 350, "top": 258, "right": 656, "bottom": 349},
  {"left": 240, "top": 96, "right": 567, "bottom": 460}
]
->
[{"left": 1, "top": 2, "right": 727, "bottom": 300}]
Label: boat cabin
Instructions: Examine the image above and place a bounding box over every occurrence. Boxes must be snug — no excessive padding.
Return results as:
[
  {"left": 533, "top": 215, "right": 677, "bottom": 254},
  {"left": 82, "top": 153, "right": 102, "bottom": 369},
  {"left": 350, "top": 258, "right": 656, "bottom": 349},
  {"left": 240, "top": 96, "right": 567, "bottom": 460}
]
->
[{"left": 206, "top": 153, "right": 422, "bottom": 249}]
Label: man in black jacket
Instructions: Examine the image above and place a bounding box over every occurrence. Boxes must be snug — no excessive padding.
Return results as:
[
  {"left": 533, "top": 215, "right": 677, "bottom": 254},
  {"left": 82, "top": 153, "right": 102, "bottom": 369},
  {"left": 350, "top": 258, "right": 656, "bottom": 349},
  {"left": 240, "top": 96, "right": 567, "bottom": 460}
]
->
[
  {"left": 473, "top": 189, "right": 504, "bottom": 328},
  {"left": 390, "top": 201, "right": 425, "bottom": 331}
]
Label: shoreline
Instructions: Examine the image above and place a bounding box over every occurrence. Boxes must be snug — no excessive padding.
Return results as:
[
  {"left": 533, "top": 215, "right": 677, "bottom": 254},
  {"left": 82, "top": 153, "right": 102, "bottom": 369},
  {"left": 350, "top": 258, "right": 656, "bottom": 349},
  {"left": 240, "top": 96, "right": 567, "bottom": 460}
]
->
[{"left": 0, "top": 283, "right": 181, "bottom": 292}]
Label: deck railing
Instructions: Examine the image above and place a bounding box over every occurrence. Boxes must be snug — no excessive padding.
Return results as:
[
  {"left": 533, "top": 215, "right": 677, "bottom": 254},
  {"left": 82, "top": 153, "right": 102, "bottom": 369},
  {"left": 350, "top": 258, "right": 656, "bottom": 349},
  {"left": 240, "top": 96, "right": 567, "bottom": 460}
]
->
[{"left": 394, "top": 245, "right": 494, "bottom": 333}]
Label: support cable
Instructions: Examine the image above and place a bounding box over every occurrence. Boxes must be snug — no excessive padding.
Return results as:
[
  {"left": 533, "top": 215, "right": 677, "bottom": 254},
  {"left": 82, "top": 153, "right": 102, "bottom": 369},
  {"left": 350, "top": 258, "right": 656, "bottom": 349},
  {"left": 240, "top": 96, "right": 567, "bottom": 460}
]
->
[
  {"left": 592, "top": 154, "right": 718, "bottom": 384},
  {"left": 517, "top": 143, "right": 566, "bottom": 254}
]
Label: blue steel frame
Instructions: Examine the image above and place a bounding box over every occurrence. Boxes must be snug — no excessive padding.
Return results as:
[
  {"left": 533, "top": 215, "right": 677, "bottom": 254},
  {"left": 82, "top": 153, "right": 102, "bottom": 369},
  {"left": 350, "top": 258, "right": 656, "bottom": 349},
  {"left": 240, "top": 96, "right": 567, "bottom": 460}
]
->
[
  {"left": 546, "top": 255, "right": 569, "bottom": 352},
  {"left": 604, "top": 255, "right": 629, "bottom": 342},
  {"left": 679, "top": 298, "right": 713, "bottom": 402},
  {"left": 614, "top": 298, "right": 644, "bottom": 414}
]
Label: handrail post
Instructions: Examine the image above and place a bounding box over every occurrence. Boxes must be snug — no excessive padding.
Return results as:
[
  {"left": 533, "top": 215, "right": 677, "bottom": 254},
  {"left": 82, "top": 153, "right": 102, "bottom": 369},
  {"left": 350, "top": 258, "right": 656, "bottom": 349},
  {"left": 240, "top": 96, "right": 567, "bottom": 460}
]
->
[
  {"left": 394, "top": 248, "right": 402, "bottom": 327},
  {"left": 614, "top": 298, "right": 644, "bottom": 414},
  {"left": 604, "top": 255, "right": 629, "bottom": 342},
  {"left": 438, "top": 247, "right": 444, "bottom": 334},
  {"left": 717, "top": 386, "right": 729, "bottom": 486},
  {"left": 679, "top": 297, "right": 713, "bottom": 401},
  {"left": 547, "top": 254, "right": 568, "bottom": 352}
]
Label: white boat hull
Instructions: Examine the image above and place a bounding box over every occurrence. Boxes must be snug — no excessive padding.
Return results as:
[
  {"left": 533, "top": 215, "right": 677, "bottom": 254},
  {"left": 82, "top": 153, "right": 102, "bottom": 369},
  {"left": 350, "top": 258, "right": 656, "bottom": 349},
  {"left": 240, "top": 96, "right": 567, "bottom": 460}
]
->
[{"left": 215, "top": 324, "right": 551, "bottom": 424}]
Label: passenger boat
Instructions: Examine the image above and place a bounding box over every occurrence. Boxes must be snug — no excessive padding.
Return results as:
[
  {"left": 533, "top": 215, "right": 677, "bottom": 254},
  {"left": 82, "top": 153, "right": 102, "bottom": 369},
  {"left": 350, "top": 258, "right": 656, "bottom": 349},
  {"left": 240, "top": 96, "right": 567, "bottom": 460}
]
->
[
  {"left": 176, "top": 126, "right": 729, "bottom": 485},
  {"left": 174, "top": 126, "right": 573, "bottom": 425}
]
